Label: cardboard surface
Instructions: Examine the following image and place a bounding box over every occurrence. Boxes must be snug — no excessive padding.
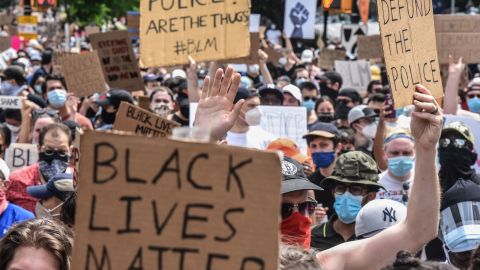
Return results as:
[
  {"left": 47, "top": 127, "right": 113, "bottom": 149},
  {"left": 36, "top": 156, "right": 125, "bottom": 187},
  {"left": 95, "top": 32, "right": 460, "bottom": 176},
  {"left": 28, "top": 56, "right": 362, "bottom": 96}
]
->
[
  {"left": 436, "top": 33, "right": 480, "bottom": 64},
  {"left": 89, "top": 31, "right": 144, "bottom": 92},
  {"left": 0, "top": 96, "right": 22, "bottom": 109},
  {"left": 85, "top": 26, "right": 100, "bottom": 36},
  {"left": 71, "top": 131, "right": 281, "bottom": 270},
  {"left": 284, "top": 0, "right": 317, "bottom": 39},
  {"left": 5, "top": 143, "right": 38, "bottom": 171},
  {"left": 318, "top": 49, "right": 346, "bottom": 70},
  {"left": 228, "top": 33, "right": 260, "bottom": 65},
  {"left": 334, "top": 60, "right": 371, "bottom": 95},
  {"left": 434, "top": 15, "right": 480, "bottom": 33},
  {"left": 0, "top": 36, "right": 10, "bottom": 52},
  {"left": 0, "top": 15, "right": 13, "bottom": 26},
  {"left": 264, "top": 47, "right": 282, "bottom": 66},
  {"left": 60, "top": 51, "right": 108, "bottom": 97},
  {"left": 140, "top": 0, "right": 250, "bottom": 67},
  {"left": 113, "top": 102, "right": 180, "bottom": 138},
  {"left": 357, "top": 35, "right": 382, "bottom": 59},
  {"left": 376, "top": 0, "right": 443, "bottom": 109}
]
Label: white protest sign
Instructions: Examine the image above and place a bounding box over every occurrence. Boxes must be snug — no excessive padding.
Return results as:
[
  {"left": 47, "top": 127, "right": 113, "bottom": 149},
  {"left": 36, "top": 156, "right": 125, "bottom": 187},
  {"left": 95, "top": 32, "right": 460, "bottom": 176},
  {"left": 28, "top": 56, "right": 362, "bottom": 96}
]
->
[
  {"left": 341, "top": 24, "right": 368, "bottom": 56},
  {"left": 2, "top": 48, "right": 17, "bottom": 62},
  {"left": 5, "top": 143, "right": 38, "bottom": 171},
  {"left": 0, "top": 96, "right": 22, "bottom": 109},
  {"left": 444, "top": 115, "right": 480, "bottom": 174},
  {"left": 284, "top": 0, "right": 317, "bottom": 39},
  {"left": 334, "top": 60, "right": 371, "bottom": 95},
  {"left": 249, "top": 14, "right": 261, "bottom": 33}
]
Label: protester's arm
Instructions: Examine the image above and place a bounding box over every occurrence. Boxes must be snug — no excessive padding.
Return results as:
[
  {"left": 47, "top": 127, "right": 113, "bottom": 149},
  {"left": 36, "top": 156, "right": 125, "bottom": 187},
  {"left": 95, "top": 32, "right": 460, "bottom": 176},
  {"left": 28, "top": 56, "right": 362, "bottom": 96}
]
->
[
  {"left": 78, "top": 95, "right": 98, "bottom": 117},
  {"left": 372, "top": 104, "right": 391, "bottom": 171},
  {"left": 258, "top": 49, "right": 274, "bottom": 85},
  {"left": 318, "top": 85, "right": 443, "bottom": 270},
  {"left": 186, "top": 56, "right": 201, "bottom": 102},
  {"left": 18, "top": 99, "right": 38, "bottom": 144},
  {"left": 283, "top": 32, "right": 294, "bottom": 53},
  {"left": 194, "top": 67, "right": 244, "bottom": 141},
  {"left": 443, "top": 55, "right": 464, "bottom": 115}
]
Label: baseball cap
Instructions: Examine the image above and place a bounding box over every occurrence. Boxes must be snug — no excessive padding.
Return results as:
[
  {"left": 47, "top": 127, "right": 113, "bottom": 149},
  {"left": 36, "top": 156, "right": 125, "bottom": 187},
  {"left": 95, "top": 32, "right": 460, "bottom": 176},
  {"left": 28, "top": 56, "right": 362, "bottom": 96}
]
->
[
  {"left": 172, "top": 69, "right": 187, "bottom": 79},
  {"left": 348, "top": 105, "right": 377, "bottom": 125},
  {"left": 143, "top": 74, "right": 162, "bottom": 83},
  {"left": 319, "top": 71, "right": 343, "bottom": 87},
  {"left": 233, "top": 86, "right": 256, "bottom": 104},
  {"left": 267, "top": 138, "right": 308, "bottom": 164},
  {"left": 441, "top": 121, "right": 475, "bottom": 146},
  {"left": 1, "top": 65, "right": 26, "bottom": 83},
  {"left": 30, "top": 53, "right": 42, "bottom": 62},
  {"left": 27, "top": 173, "right": 75, "bottom": 202},
  {"left": 277, "top": 75, "right": 291, "bottom": 84},
  {"left": 303, "top": 122, "right": 339, "bottom": 140},
  {"left": 282, "top": 157, "right": 322, "bottom": 194},
  {"left": 258, "top": 84, "right": 284, "bottom": 103},
  {"left": 468, "top": 77, "right": 480, "bottom": 92},
  {"left": 338, "top": 88, "right": 362, "bottom": 104},
  {"left": 301, "top": 49, "right": 314, "bottom": 63},
  {"left": 321, "top": 151, "right": 383, "bottom": 190},
  {"left": 96, "top": 89, "right": 134, "bottom": 108},
  {"left": 370, "top": 65, "right": 381, "bottom": 81},
  {"left": 282, "top": 84, "right": 302, "bottom": 104},
  {"left": 0, "top": 159, "right": 9, "bottom": 180},
  {"left": 355, "top": 199, "right": 407, "bottom": 238}
]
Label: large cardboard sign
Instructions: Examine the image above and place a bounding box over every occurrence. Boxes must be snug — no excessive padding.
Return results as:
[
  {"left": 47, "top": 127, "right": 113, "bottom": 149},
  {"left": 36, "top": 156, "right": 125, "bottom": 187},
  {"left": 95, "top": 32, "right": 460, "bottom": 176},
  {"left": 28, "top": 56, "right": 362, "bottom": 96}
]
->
[
  {"left": 284, "top": 0, "right": 317, "bottom": 39},
  {"left": 113, "top": 102, "right": 180, "bottom": 138},
  {"left": 72, "top": 131, "right": 281, "bottom": 269},
  {"left": 90, "top": 31, "right": 144, "bottom": 92},
  {"left": 0, "top": 36, "right": 10, "bottom": 52},
  {"left": 434, "top": 15, "right": 480, "bottom": 33},
  {"left": 318, "top": 49, "right": 346, "bottom": 70},
  {"left": 0, "top": 96, "right": 22, "bottom": 109},
  {"left": 228, "top": 33, "right": 260, "bottom": 65},
  {"left": 17, "top": 15, "right": 38, "bottom": 40},
  {"left": 60, "top": 51, "right": 108, "bottom": 97},
  {"left": 5, "top": 143, "right": 38, "bottom": 171},
  {"left": 334, "top": 60, "right": 371, "bottom": 95},
  {"left": 377, "top": 0, "right": 443, "bottom": 109},
  {"left": 140, "top": 0, "right": 250, "bottom": 67},
  {"left": 357, "top": 35, "right": 382, "bottom": 59}
]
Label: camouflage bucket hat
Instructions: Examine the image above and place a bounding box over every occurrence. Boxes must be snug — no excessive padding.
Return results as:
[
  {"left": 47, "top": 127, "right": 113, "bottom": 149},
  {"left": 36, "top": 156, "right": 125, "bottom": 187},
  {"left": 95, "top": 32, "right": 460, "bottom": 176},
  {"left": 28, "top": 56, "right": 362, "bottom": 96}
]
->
[
  {"left": 442, "top": 121, "right": 475, "bottom": 146},
  {"left": 321, "top": 151, "right": 384, "bottom": 190}
]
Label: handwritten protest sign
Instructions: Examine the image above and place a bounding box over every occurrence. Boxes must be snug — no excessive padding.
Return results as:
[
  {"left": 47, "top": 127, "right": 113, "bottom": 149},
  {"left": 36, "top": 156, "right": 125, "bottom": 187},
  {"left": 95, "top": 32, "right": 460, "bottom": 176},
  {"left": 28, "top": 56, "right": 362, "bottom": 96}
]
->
[
  {"left": 335, "top": 60, "right": 371, "bottom": 95},
  {"left": 90, "top": 31, "right": 144, "bottom": 92},
  {"left": 0, "top": 96, "right": 22, "bottom": 109},
  {"left": 60, "top": 51, "right": 108, "bottom": 97},
  {"left": 318, "top": 49, "right": 346, "bottom": 70},
  {"left": 377, "top": 0, "right": 443, "bottom": 108},
  {"left": 17, "top": 15, "right": 38, "bottom": 40},
  {"left": 113, "top": 102, "right": 180, "bottom": 138},
  {"left": 85, "top": 26, "right": 100, "bottom": 36},
  {"left": 5, "top": 143, "right": 38, "bottom": 171},
  {"left": 72, "top": 131, "right": 281, "bottom": 269},
  {"left": 140, "top": 0, "right": 250, "bottom": 67},
  {"left": 341, "top": 24, "right": 367, "bottom": 55},
  {"left": 357, "top": 35, "right": 382, "bottom": 59},
  {"left": 284, "top": 0, "right": 317, "bottom": 39}
]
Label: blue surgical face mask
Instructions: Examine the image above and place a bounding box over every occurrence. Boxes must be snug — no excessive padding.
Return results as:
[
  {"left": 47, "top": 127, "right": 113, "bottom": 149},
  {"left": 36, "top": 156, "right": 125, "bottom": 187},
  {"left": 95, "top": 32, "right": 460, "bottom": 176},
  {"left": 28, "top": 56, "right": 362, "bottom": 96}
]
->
[
  {"left": 395, "top": 107, "right": 405, "bottom": 117},
  {"left": 387, "top": 156, "right": 414, "bottom": 177},
  {"left": 443, "top": 225, "right": 480, "bottom": 253},
  {"left": 34, "top": 84, "right": 42, "bottom": 94},
  {"left": 1, "top": 81, "right": 19, "bottom": 96},
  {"left": 333, "top": 192, "right": 363, "bottom": 224},
  {"left": 303, "top": 100, "right": 315, "bottom": 111},
  {"left": 295, "top": 78, "right": 308, "bottom": 86},
  {"left": 47, "top": 89, "right": 67, "bottom": 108},
  {"left": 468, "top": 98, "right": 480, "bottom": 113},
  {"left": 312, "top": 151, "right": 335, "bottom": 169}
]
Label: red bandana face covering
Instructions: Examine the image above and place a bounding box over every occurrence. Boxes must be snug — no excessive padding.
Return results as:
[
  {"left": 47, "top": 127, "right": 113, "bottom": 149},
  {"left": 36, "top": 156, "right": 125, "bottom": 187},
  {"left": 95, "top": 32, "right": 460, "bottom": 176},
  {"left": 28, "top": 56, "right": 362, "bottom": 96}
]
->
[{"left": 280, "top": 212, "right": 312, "bottom": 249}]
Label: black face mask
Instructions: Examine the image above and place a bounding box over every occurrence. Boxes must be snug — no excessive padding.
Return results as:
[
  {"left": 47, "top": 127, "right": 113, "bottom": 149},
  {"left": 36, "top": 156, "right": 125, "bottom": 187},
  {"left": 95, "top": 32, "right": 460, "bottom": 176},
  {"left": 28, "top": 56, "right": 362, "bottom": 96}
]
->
[
  {"left": 39, "top": 151, "right": 70, "bottom": 165},
  {"left": 438, "top": 147, "right": 478, "bottom": 192},
  {"left": 335, "top": 102, "right": 351, "bottom": 120},
  {"left": 180, "top": 104, "right": 190, "bottom": 119},
  {"left": 317, "top": 112, "right": 335, "bottom": 123},
  {"left": 320, "top": 83, "right": 338, "bottom": 101},
  {"left": 101, "top": 109, "right": 117, "bottom": 124}
]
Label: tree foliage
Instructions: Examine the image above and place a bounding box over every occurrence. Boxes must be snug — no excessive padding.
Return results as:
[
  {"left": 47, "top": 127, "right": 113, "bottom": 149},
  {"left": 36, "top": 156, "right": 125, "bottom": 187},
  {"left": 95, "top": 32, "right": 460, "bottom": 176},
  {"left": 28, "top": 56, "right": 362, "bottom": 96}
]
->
[{"left": 65, "top": 0, "right": 139, "bottom": 25}]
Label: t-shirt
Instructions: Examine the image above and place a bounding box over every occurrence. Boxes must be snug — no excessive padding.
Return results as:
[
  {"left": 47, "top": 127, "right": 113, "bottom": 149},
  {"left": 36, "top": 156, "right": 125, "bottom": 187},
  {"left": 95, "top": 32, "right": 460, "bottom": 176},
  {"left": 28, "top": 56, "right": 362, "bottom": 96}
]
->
[
  {"left": 226, "top": 126, "right": 277, "bottom": 150},
  {"left": 376, "top": 170, "right": 413, "bottom": 205},
  {"left": 0, "top": 203, "right": 34, "bottom": 237},
  {"left": 7, "top": 163, "right": 43, "bottom": 213}
]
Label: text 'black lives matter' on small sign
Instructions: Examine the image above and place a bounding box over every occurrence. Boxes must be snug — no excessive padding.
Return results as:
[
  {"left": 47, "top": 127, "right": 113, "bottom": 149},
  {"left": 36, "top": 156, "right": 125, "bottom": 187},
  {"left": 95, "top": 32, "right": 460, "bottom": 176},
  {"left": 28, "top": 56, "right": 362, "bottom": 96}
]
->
[
  {"left": 140, "top": 0, "right": 251, "bottom": 67},
  {"left": 89, "top": 31, "right": 144, "bottom": 92},
  {"left": 377, "top": 0, "right": 443, "bottom": 108},
  {"left": 71, "top": 131, "right": 281, "bottom": 270}
]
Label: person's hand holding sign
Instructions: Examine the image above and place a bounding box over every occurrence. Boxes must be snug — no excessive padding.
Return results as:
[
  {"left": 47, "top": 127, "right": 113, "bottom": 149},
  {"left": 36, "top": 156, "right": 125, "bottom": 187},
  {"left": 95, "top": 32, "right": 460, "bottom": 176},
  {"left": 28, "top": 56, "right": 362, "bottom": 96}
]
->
[{"left": 195, "top": 67, "right": 244, "bottom": 141}]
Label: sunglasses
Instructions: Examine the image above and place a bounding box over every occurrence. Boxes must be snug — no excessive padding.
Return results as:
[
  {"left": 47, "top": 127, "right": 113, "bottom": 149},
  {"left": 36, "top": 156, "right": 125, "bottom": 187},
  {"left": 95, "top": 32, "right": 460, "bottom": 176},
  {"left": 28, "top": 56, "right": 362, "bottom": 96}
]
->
[
  {"left": 281, "top": 201, "right": 317, "bottom": 219},
  {"left": 304, "top": 96, "right": 318, "bottom": 102},
  {"left": 42, "top": 150, "right": 69, "bottom": 157},
  {"left": 334, "top": 184, "right": 367, "bottom": 196},
  {"left": 468, "top": 94, "right": 480, "bottom": 99},
  {"left": 439, "top": 137, "right": 471, "bottom": 150}
]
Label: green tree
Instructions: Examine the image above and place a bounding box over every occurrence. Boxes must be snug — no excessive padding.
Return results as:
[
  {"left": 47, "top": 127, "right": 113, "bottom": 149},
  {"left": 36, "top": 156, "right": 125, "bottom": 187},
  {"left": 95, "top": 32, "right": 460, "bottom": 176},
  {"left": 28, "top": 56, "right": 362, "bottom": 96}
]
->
[{"left": 64, "top": 0, "right": 139, "bottom": 25}]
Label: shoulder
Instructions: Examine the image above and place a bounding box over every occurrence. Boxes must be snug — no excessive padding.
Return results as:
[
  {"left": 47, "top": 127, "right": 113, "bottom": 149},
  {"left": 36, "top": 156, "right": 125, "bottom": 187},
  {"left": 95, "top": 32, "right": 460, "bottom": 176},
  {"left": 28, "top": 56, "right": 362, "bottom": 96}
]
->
[
  {"left": 8, "top": 164, "right": 40, "bottom": 184},
  {"left": 7, "top": 204, "right": 35, "bottom": 219}
]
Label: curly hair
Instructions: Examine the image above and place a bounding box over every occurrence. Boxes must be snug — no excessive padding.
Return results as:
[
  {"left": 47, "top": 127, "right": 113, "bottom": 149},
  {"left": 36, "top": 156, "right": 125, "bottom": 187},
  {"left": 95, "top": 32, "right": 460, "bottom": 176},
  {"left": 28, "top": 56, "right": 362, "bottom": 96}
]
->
[
  {"left": 0, "top": 218, "right": 74, "bottom": 270},
  {"left": 382, "top": 250, "right": 458, "bottom": 270},
  {"left": 279, "top": 244, "right": 322, "bottom": 270}
]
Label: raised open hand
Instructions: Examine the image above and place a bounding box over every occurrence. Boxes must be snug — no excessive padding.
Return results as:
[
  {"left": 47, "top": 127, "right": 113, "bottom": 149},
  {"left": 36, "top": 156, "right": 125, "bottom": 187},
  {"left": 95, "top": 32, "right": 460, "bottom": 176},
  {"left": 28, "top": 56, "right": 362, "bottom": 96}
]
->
[{"left": 194, "top": 67, "right": 244, "bottom": 141}]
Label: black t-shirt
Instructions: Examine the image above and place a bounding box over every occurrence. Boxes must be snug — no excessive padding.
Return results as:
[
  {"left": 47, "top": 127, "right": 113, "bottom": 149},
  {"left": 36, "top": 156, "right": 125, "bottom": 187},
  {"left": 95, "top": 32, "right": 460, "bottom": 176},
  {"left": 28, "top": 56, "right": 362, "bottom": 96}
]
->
[
  {"left": 172, "top": 114, "right": 189, "bottom": 127},
  {"left": 308, "top": 170, "right": 335, "bottom": 218},
  {"left": 311, "top": 215, "right": 356, "bottom": 252}
]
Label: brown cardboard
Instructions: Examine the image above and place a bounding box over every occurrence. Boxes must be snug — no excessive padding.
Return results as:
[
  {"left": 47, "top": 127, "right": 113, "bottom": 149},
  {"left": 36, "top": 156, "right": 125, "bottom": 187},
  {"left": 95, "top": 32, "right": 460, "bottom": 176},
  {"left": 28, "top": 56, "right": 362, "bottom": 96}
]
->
[
  {"left": 357, "top": 35, "right": 382, "bottom": 59},
  {"left": 376, "top": 0, "right": 443, "bottom": 109},
  {"left": 0, "top": 36, "right": 10, "bottom": 52},
  {"left": 436, "top": 33, "right": 480, "bottom": 64},
  {"left": 140, "top": 0, "right": 250, "bottom": 67},
  {"left": 137, "top": 96, "right": 151, "bottom": 111},
  {"left": 71, "top": 131, "right": 281, "bottom": 270},
  {"left": 318, "top": 49, "right": 346, "bottom": 70},
  {"left": 113, "top": 102, "right": 180, "bottom": 138},
  {"left": 85, "top": 26, "right": 100, "bottom": 36},
  {"left": 89, "top": 31, "right": 144, "bottom": 92},
  {"left": 440, "top": 63, "right": 468, "bottom": 90},
  {"left": 263, "top": 47, "right": 282, "bottom": 66},
  {"left": 227, "top": 33, "right": 260, "bottom": 65},
  {"left": 0, "top": 15, "right": 13, "bottom": 26},
  {"left": 434, "top": 15, "right": 480, "bottom": 33},
  {"left": 60, "top": 51, "right": 108, "bottom": 97}
]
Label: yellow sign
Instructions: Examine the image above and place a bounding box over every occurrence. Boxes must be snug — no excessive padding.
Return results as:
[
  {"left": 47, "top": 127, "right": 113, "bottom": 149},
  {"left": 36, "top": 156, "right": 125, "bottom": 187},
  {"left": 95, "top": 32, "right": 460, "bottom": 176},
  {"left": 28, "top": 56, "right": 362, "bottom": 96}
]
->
[
  {"left": 17, "top": 16, "right": 38, "bottom": 40},
  {"left": 140, "top": 0, "right": 251, "bottom": 67}
]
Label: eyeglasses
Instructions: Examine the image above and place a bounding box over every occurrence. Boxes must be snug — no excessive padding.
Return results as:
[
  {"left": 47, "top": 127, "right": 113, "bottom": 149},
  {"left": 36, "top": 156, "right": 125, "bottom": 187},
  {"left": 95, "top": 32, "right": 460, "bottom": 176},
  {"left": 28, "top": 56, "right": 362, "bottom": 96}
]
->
[
  {"left": 334, "top": 184, "right": 367, "bottom": 196},
  {"left": 281, "top": 201, "right": 317, "bottom": 219},
  {"left": 304, "top": 96, "right": 318, "bottom": 102},
  {"left": 42, "top": 150, "right": 69, "bottom": 157},
  {"left": 439, "top": 137, "right": 471, "bottom": 150},
  {"left": 468, "top": 94, "right": 480, "bottom": 99}
]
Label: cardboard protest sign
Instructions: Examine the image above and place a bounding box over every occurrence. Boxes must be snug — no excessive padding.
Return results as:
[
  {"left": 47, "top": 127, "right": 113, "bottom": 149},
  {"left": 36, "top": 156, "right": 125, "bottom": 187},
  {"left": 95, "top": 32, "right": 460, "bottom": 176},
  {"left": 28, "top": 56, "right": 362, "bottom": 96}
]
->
[
  {"left": 357, "top": 35, "right": 382, "bottom": 59},
  {"left": 89, "top": 31, "right": 144, "bottom": 92},
  {"left": 377, "top": 0, "right": 443, "bottom": 108},
  {"left": 127, "top": 11, "right": 140, "bottom": 41},
  {"left": 335, "top": 60, "right": 371, "bottom": 95},
  {"left": 137, "top": 96, "right": 151, "bottom": 111},
  {"left": 318, "top": 49, "right": 346, "bottom": 70},
  {"left": 284, "top": 0, "right": 317, "bottom": 39},
  {"left": 60, "top": 51, "right": 108, "bottom": 97},
  {"left": 434, "top": 15, "right": 480, "bottom": 33},
  {"left": 341, "top": 24, "right": 367, "bottom": 55},
  {"left": 140, "top": 0, "right": 250, "bottom": 67},
  {"left": 0, "top": 15, "right": 13, "bottom": 26},
  {"left": 5, "top": 143, "right": 38, "bottom": 171},
  {"left": 17, "top": 15, "right": 38, "bottom": 40},
  {"left": 85, "top": 26, "right": 100, "bottom": 36},
  {"left": 0, "top": 36, "right": 10, "bottom": 52},
  {"left": 113, "top": 102, "right": 180, "bottom": 138},
  {"left": 227, "top": 33, "right": 260, "bottom": 65},
  {"left": 0, "top": 96, "right": 22, "bottom": 109},
  {"left": 72, "top": 131, "right": 281, "bottom": 269}
]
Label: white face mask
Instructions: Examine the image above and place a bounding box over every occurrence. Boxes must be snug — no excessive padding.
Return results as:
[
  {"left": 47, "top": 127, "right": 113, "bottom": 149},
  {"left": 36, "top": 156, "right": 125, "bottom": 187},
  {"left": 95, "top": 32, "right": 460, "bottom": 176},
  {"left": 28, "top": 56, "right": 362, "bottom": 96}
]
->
[
  {"left": 278, "top": 57, "right": 287, "bottom": 66},
  {"left": 152, "top": 104, "right": 171, "bottom": 118},
  {"left": 248, "top": 64, "right": 259, "bottom": 75},
  {"left": 6, "top": 123, "right": 20, "bottom": 133},
  {"left": 35, "top": 201, "right": 64, "bottom": 218},
  {"left": 245, "top": 107, "right": 262, "bottom": 126},
  {"left": 362, "top": 122, "right": 378, "bottom": 140}
]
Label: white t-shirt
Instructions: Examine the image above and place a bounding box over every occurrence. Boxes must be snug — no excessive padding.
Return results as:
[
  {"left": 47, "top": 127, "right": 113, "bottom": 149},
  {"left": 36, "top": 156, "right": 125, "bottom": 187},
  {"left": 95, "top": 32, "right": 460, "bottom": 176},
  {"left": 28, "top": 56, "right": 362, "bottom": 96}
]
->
[
  {"left": 226, "top": 126, "right": 277, "bottom": 150},
  {"left": 376, "top": 170, "right": 414, "bottom": 205}
]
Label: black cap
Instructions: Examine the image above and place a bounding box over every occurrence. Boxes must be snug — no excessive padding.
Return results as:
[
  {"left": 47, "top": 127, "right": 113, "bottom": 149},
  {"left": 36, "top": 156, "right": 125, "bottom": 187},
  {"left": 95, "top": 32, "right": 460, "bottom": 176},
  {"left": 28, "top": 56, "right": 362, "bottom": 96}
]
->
[
  {"left": 258, "top": 84, "right": 284, "bottom": 104},
  {"left": 1, "top": 65, "right": 26, "bottom": 84},
  {"left": 338, "top": 88, "right": 362, "bottom": 104},
  {"left": 96, "top": 89, "right": 134, "bottom": 108},
  {"left": 304, "top": 122, "right": 340, "bottom": 140},
  {"left": 320, "top": 71, "right": 343, "bottom": 87},
  {"left": 282, "top": 157, "right": 322, "bottom": 194},
  {"left": 234, "top": 87, "right": 249, "bottom": 104}
]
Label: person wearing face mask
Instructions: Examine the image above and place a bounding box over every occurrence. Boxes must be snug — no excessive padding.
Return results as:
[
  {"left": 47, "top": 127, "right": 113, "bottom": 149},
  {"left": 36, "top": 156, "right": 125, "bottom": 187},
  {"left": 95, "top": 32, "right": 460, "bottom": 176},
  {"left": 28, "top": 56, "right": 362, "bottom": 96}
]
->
[
  {"left": 0, "top": 65, "right": 27, "bottom": 96},
  {"left": 143, "top": 74, "right": 163, "bottom": 97},
  {"left": 375, "top": 130, "right": 415, "bottom": 205},
  {"left": 30, "top": 74, "right": 45, "bottom": 96},
  {"left": 319, "top": 71, "right": 343, "bottom": 101},
  {"left": 280, "top": 157, "right": 323, "bottom": 250},
  {"left": 226, "top": 88, "right": 276, "bottom": 149},
  {"left": 170, "top": 91, "right": 190, "bottom": 127},
  {"left": 4, "top": 109, "right": 22, "bottom": 143},
  {"left": 439, "top": 179, "right": 480, "bottom": 270},
  {"left": 0, "top": 159, "right": 34, "bottom": 237},
  {"left": 465, "top": 78, "right": 480, "bottom": 115},
  {"left": 294, "top": 68, "right": 310, "bottom": 87},
  {"left": 42, "top": 74, "right": 93, "bottom": 131},
  {"left": 149, "top": 87, "right": 174, "bottom": 118},
  {"left": 348, "top": 105, "right": 378, "bottom": 156},
  {"left": 94, "top": 89, "right": 135, "bottom": 130},
  {"left": 299, "top": 81, "right": 320, "bottom": 127},
  {"left": 335, "top": 88, "right": 362, "bottom": 128},
  {"left": 314, "top": 97, "right": 335, "bottom": 124},
  {"left": 266, "top": 23, "right": 282, "bottom": 46},
  {"left": 282, "top": 84, "right": 302, "bottom": 107},
  {"left": 310, "top": 151, "right": 383, "bottom": 251},
  {"left": 27, "top": 173, "right": 74, "bottom": 220}
]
